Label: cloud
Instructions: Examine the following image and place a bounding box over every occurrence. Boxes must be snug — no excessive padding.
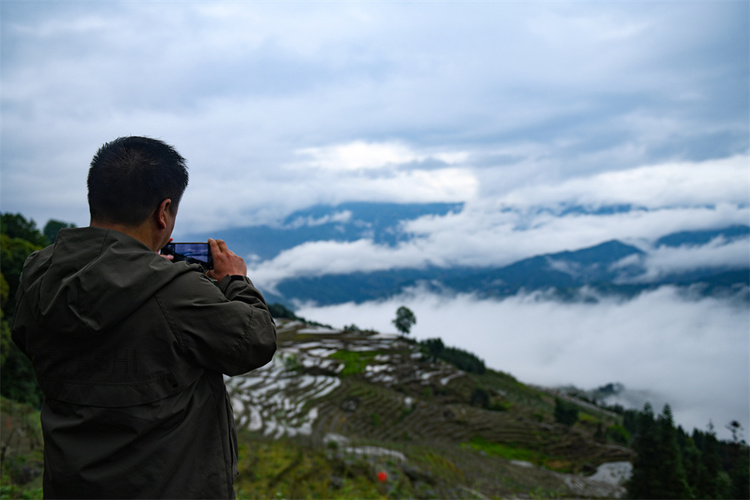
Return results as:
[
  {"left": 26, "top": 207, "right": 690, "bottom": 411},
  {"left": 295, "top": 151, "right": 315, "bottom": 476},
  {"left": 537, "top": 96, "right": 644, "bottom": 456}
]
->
[
  {"left": 250, "top": 239, "right": 440, "bottom": 292},
  {"left": 292, "top": 141, "right": 470, "bottom": 172},
  {"left": 633, "top": 237, "right": 750, "bottom": 282},
  {"left": 1, "top": 2, "right": 747, "bottom": 233},
  {"left": 400, "top": 156, "right": 749, "bottom": 266},
  {"left": 285, "top": 210, "right": 353, "bottom": 229},
  {"left": 296, "top": 287, "right": 750, "bottom": 440},
  {"left": 248, "top": 155, "right": 749, "bottom": 287},
  {"left": 498, "top": 155, "right": 749, "bottom": 210}
]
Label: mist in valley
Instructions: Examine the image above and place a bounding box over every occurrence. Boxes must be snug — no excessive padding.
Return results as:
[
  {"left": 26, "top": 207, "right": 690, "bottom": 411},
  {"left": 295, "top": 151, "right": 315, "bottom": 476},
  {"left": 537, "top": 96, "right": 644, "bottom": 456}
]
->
[{"left": 297, "top": 286, "right": 749, "bottom": 441}]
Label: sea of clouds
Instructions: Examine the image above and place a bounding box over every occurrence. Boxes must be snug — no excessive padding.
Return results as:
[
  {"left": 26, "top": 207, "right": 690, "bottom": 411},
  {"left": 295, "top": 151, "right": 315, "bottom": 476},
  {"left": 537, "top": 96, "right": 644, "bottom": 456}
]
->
[{"left": 297, "top": 285, "right": 749, "bottom": 441}]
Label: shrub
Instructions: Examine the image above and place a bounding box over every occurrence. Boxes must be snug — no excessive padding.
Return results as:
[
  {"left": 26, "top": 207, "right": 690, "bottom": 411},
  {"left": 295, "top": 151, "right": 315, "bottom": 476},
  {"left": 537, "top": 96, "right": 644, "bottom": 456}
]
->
[{"left": 554, "top": 398, "right": 579, "bottom": 427}]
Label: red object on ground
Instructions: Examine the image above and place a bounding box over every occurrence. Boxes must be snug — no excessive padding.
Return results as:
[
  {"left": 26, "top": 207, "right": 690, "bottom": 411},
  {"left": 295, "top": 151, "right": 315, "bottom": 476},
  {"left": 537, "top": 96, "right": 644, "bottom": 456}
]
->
[{"left": 377, "top": 471, "right": 387, "bottom": 482}]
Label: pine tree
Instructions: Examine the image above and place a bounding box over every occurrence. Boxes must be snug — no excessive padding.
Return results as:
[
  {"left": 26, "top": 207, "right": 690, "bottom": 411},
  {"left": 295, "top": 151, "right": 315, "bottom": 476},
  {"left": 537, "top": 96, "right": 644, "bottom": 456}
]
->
[
  {"left": 678, "top": 427, "right": 704, "bottom": 498},
  {"left": 652, "top": 405, "right": 690, "bottom": 499},
  {"left": 725, "top": 421, "right": 749, "bottom": 500},
  {"left": 627, "top": 403, "right": 660, "bottom": 498},
  {"left": 693, "top": 426, "right": 721, "bottom": 499}
]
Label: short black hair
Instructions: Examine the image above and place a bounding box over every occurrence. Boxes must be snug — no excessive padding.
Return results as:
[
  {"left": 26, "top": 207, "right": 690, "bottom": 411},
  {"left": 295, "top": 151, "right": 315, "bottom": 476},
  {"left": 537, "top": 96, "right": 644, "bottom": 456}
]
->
[{"left": 87, "top": 136, "right": 189, "bottom": 226}]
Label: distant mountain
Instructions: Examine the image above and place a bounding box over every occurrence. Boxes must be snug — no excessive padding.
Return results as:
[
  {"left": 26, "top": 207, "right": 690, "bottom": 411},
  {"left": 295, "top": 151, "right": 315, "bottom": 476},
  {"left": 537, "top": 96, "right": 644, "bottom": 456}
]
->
[
  {"left": 655, "top": 224, "right": 750, "bottom": 247},
  {"left": 272, "top": 233, "right": 748, "bottom": 306},
  {"left": 443, "top": 240, "right": 644, "bottom": 296},
  {"left": 181, "top": 202, "right": 464, "bottom": 260},
  {"left": 269, "top": 240, "right": 591, "bottom": 305},
  {"left": 180, "top": 202, "right": 748, "bottom": 306},
  {"left": 271, "top": 240, "right": 644, "bottom": 305}
]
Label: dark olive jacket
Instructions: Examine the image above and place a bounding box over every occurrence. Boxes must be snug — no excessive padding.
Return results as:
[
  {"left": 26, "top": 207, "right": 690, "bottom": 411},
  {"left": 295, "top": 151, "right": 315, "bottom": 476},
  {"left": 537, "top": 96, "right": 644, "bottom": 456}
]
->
[{"left": 12, "top": 227, "right": 277, "bottom": 499}]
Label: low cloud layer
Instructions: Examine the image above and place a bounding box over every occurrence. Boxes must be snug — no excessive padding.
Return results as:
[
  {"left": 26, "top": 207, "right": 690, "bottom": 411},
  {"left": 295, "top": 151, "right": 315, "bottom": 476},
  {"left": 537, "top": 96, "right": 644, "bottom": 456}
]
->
[
  {"left": 297, "top": 287, "right": 749, "bottom": 440},
  {"left": 249, "top": 154, "right": 748, "bottom": 288},
  {"left": 633, "top": 237, "right": 750, "bottom": 282}
]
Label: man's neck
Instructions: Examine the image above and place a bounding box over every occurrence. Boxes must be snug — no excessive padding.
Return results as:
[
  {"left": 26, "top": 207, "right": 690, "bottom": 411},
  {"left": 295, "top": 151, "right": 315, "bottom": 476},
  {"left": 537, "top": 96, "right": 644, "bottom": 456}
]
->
[{"left": 90, "top": 220, "right": 161, "bottom": 252}]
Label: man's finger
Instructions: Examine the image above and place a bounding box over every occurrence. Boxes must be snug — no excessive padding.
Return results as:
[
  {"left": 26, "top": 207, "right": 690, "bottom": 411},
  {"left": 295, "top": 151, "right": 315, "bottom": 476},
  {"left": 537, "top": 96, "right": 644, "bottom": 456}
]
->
[{"left": 216, "top": 239, "right": 228, "bottom": 252}]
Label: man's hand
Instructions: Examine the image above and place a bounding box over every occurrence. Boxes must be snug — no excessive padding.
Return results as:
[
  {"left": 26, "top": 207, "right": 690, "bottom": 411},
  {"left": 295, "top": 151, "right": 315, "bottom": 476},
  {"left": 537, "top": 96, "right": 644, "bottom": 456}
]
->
[{"left": 207, "top": 238, "right": 247, "bottom": 280}]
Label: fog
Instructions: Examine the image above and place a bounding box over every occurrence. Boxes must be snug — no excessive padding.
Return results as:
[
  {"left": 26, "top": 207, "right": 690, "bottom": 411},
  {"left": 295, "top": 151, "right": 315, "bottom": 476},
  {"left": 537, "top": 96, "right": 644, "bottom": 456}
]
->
[{"left": 297, "top": 287, "right": 749, "bottom": 440}]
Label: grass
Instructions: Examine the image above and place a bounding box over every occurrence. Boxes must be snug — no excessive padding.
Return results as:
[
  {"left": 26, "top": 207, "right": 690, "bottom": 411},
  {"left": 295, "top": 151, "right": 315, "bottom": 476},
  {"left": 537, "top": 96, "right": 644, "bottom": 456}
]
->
[
  {"left": 329, "top": 350, "right": 380, "bottom": 377},
  {"left": 463, "top": 437, "right": 579, "bottom": 474},
  {"left": 234, "top": 433, "right": 422, "bottom": 499},
  {"left": 464, "top": 436, "right": 545, "bottom": 463}
]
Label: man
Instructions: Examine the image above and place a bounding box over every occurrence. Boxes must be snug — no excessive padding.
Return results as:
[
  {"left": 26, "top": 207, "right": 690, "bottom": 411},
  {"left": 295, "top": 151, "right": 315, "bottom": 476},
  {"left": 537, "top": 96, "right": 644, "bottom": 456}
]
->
[{"left": 12, "top": 136, "right": 277, "bottom": 498}]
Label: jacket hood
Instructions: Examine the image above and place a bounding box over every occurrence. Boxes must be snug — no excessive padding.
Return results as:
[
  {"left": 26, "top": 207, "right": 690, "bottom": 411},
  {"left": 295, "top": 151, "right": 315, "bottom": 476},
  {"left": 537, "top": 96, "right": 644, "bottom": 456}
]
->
[{"left": 19, "top": 227, "right": 191, "bottom": 335}]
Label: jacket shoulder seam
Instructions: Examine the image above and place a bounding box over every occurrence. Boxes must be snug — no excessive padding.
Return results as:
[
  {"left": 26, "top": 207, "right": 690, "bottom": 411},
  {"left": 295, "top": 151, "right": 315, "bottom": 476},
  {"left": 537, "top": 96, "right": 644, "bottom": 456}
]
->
[{"left": 154, "top": 292, "right": 185, "bottom": 352}]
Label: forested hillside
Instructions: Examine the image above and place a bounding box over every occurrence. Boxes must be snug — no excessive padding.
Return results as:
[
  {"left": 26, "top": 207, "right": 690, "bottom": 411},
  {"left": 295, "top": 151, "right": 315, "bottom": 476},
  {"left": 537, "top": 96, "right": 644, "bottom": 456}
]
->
[{"left": 1, "top": 213, "right": 747, "bottom": 499}]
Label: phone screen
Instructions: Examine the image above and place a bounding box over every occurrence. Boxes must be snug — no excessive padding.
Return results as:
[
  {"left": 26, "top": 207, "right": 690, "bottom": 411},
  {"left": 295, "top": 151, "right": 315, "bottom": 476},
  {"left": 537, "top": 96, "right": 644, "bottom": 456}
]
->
[{"left": 161, "top": 242, "right": 213, "bottom": 269}]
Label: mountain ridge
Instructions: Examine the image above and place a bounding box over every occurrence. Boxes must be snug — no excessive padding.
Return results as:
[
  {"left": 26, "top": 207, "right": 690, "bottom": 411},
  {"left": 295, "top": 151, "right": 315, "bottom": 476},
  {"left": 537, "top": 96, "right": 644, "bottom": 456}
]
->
[
  {"left": 177, "top": 202, "right": 748, "bottom": 306},
  {"left": 269, "top": 237, "right": 748, "bottom": 306},
  {"left": 180, "top": 202, "right": 464, "bottom": 260}
]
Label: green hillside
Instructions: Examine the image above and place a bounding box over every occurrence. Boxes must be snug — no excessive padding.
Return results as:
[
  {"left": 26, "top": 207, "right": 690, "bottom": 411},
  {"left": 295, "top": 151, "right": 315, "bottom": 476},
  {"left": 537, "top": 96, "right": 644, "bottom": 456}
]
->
[{"left": 224, "top": 319, "right": 635, "bottom": 499}]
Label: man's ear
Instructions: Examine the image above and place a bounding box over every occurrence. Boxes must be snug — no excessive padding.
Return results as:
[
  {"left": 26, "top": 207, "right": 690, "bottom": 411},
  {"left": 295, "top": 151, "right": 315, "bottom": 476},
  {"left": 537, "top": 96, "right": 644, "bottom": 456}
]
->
[{"left": 156, "top": 198, "right": 172, "bottom": 230}]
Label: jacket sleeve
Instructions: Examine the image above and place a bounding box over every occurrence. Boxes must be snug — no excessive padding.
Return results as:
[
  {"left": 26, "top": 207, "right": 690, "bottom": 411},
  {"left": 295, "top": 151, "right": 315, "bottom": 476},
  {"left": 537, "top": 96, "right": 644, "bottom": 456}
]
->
[
  {"left": 11, "top": 288, "right": 31, "bottom": 359},
  {"left": 157, "top": 271, "right": 277, "bottom": 376}
]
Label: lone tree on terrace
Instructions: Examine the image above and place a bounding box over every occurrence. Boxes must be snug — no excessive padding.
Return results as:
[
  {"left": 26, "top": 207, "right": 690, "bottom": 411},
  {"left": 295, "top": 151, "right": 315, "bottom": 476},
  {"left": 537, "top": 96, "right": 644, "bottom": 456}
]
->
[{"left": 393, "top": 306, "right": 416, "bottom": 335}]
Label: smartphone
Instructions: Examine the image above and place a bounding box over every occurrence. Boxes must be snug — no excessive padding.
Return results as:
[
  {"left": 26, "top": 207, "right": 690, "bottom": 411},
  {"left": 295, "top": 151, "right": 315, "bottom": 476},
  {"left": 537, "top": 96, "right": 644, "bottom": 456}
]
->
[{"left": 161, "top": 242, "right": 213, "bottom": 270}]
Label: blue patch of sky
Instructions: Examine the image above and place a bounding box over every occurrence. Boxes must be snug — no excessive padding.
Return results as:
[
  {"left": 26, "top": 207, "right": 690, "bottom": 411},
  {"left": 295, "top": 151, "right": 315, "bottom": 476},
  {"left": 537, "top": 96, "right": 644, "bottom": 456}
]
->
[{"left": 655, "top": 225, "right": 750, "bottom": 248}]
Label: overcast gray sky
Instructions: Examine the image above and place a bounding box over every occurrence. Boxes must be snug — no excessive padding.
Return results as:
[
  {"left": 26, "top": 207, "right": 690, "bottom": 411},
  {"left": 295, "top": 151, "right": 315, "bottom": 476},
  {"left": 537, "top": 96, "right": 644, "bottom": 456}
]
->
[{"left": 2, "top": 2, "right": 747, "bottom": 246}]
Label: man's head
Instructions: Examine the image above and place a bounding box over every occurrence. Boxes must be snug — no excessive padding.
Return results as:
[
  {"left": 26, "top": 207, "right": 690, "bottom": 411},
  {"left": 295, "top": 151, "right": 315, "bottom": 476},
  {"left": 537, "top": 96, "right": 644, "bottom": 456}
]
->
[{"left": 87, "top": 136, "right": 189, "bottom": 227}]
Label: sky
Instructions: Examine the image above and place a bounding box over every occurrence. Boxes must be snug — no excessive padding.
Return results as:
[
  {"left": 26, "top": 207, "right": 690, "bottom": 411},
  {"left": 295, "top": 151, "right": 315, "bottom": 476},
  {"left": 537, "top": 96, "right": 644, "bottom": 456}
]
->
[
  {"left": 2, "top": 1, "right": 749, "bottom": 438},
  {"left": 1, "top": 1, "right": 747, "bottom": 239}
]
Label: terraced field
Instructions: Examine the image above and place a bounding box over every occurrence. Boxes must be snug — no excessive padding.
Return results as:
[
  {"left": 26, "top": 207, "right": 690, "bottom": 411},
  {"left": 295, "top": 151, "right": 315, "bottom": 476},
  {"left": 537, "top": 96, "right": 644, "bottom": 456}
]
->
[{"left": 226, "top": 319, "right": 634, "bottom": 498}]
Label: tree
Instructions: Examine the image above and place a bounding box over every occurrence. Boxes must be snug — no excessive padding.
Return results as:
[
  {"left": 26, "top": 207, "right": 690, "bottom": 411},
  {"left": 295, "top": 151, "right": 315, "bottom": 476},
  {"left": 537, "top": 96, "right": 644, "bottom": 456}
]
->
[
  {"left": 268, "top": 303, "right": 301, "bottom": 321},
  {"left": 653, "top": 405, "right": 690, "bottom": 499},
  {"left": 0, "top": 213, "right": 47, "bottom": 407},
  {"left": 423, "top": 338, "right": 444, "bottom": 360},
  {"left": 1, "top": 274, "right": 10, "bottom": 366},
  {"left": 392, "top": 306, "right": 416, "bottom": 335},
  {"left": 627, "top": 403, "right": 659, "bottom": 498},
  {"left": 694, "top": 426, "right": 723, "bottom": 499},
  {"left": 553, "top": 398, "right": 579, "bottom": 427},
  {"left": 0, "top": 213, "right": 48, "bottom": 247},
  {"left": 725, "top": 421, "right": 749, "bottom": 499},
  {"left": 726, "top": 420, "right": 745, "bottom": 445},
  {"left": 43, "top": 219, "right": 76, "bottom": 244},
  {"left": 628, "top": 403, "right": 691, "bottom": 499},
  {"left": 1, "top": 234, "right": 41, "bottom": 318}
]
